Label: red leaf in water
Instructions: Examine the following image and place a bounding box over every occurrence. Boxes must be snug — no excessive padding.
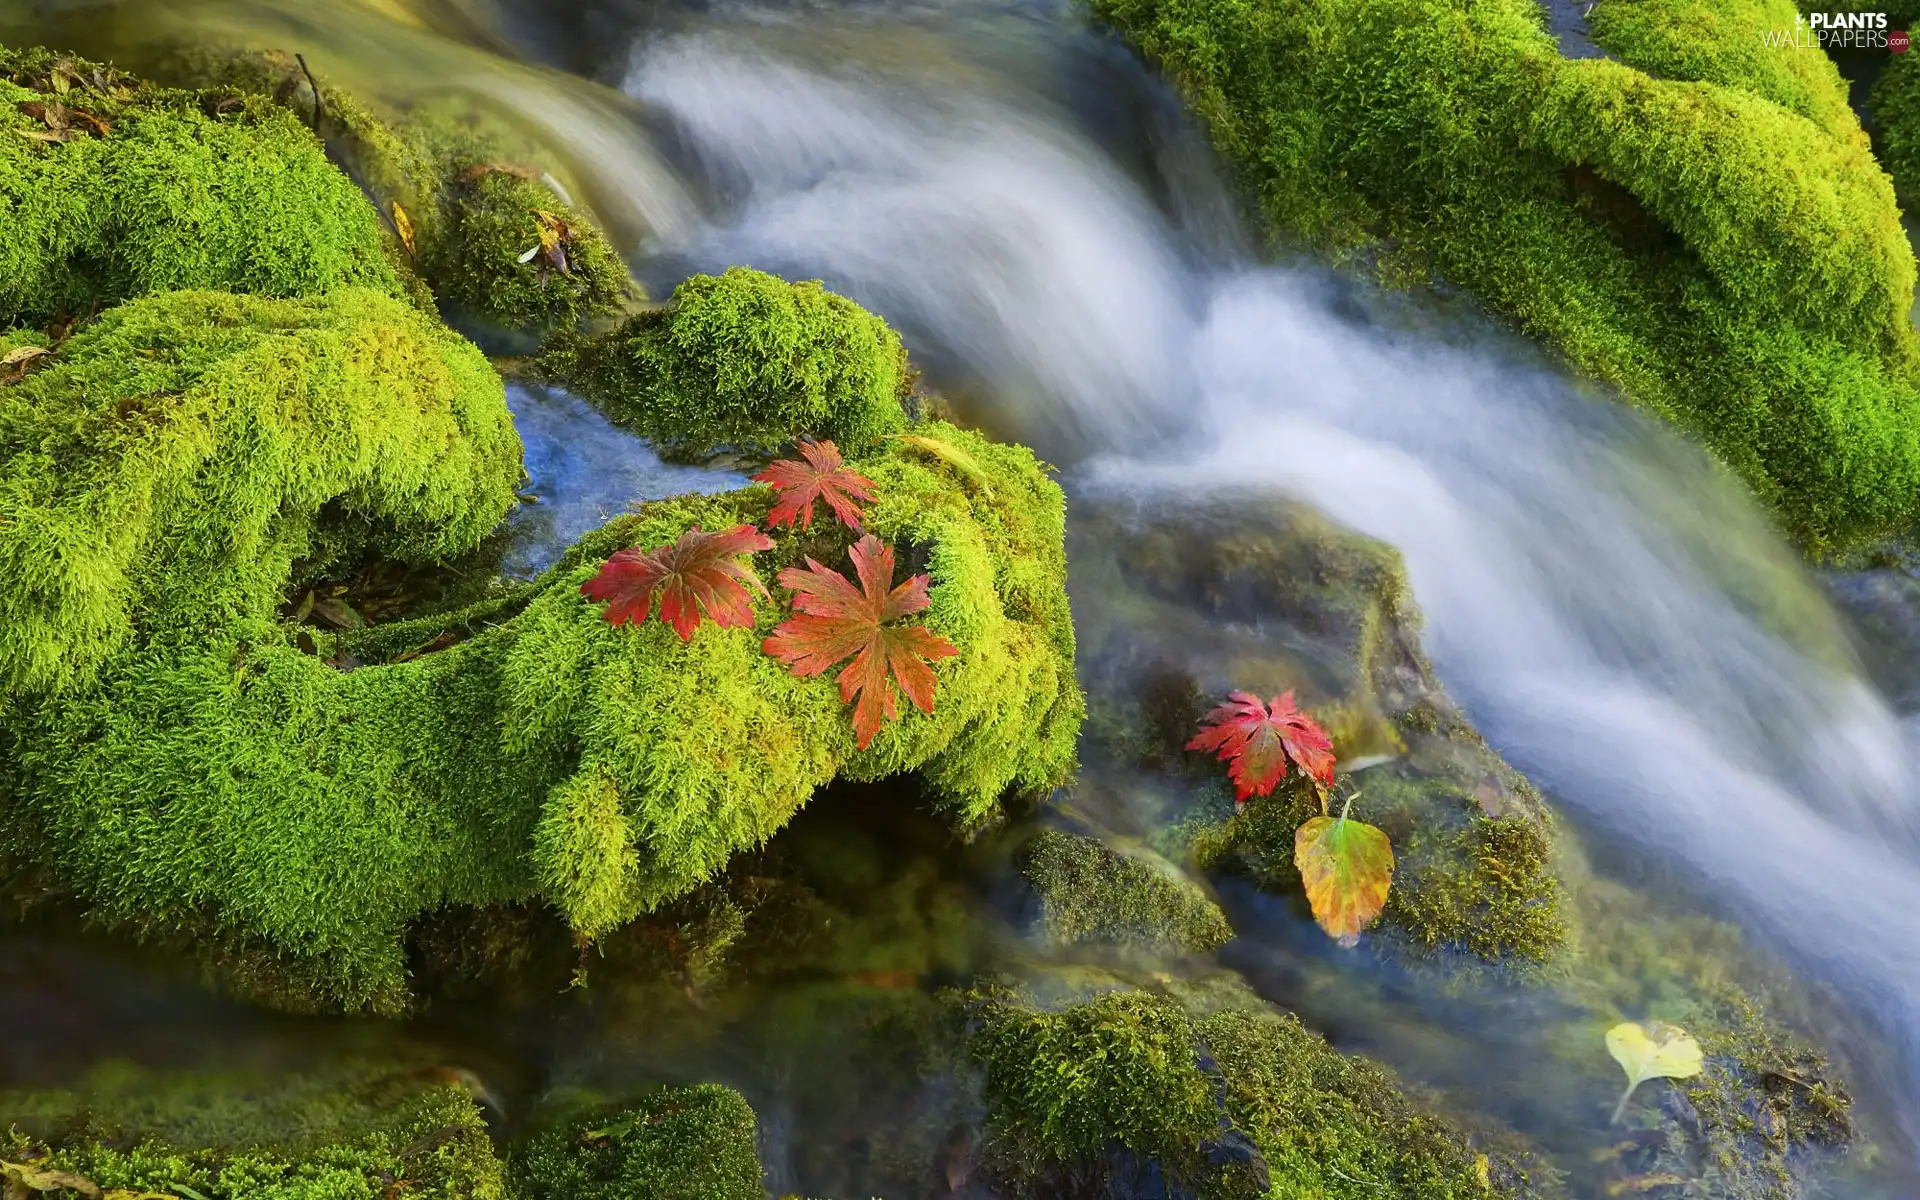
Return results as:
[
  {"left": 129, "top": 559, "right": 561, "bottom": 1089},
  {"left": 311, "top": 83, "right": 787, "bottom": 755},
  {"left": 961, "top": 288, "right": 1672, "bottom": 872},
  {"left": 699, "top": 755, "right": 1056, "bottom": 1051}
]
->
[
  {"left": 753, "top": 438, "right": 877, "bottom": 531},
  {"left": 763, "top": 534, "right": 958, "bottom": 749},
  {"left": 1186, "top": 689, "right": 1335, "bottom": 801},
  {"left": 581, "top": 524, "right": 773, "bottom": 641}
]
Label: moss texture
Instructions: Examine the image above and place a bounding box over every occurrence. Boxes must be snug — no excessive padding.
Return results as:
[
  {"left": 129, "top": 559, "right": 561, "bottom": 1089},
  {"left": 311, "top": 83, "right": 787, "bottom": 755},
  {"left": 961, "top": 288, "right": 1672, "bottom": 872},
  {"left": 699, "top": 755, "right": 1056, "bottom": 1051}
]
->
[
  {"left": 511, "top": 1085, "right": 763, "bottom": 1200},
  {"left": 0, "top": 45, "right": 402, "bottom": 329},
  {"left": 1072, "top": 497, "right": 1566, "bottom": 964},
  {"left": 4, "top": 1063, "right": 508, "bottom": 1200},
  {"left": 964, "top": 983, "right": 1565, "bottom": 1200},
  {"left": 1089, "top": 0, "right": 1920, "bottom": 551},
  {"left": 0, "top": 279, "right": 1078, "bottom": 1010},
  {"left": 548, "top": 266, "right": 912, "bottom": 457},
  {"left": 1021, "top": 828, "right": 1232, "bottom": 954},
  {"left": 176, "top": 49, "right": 633, "bottom": 331}
]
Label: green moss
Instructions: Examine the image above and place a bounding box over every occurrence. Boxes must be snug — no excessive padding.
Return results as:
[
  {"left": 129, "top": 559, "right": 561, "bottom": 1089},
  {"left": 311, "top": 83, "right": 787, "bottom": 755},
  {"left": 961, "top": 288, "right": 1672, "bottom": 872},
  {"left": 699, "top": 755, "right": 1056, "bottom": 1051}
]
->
[
  {"left": 1090, "top": 0, "right": 1920, "bottom": 551},
  {"left": 1021, "top": 828, "right": 1232, "bottom": 954},
  {"left": 0, "top": 279, "right": 1076, "bottom": 1009},
  {"left": 1587, "top": 0, "right": 1859, "bottom": 141},
  {"left": 1872, "top": 49, "right": 1920, "bottom": 212},
  {"left": 4, "top": 1062, "right": 507, "bottom": 1200},
  {"left": 0, "top": 45, "right": 401, "bottom": 328},
  {"left": 548, "top": 266, "right": 912, "bottom": 457},
  {"left": 511, "top": 1085, "right": 762, "bottom": 1200},
  {"left": 0, "top": 288, "right": 521, "bottom": 700},
  {"left": 172, "top": 49, "right": 633, "bottom": 332},
  {"left": 963, "top": 983, "right": 1564, "bottom": 1199}
]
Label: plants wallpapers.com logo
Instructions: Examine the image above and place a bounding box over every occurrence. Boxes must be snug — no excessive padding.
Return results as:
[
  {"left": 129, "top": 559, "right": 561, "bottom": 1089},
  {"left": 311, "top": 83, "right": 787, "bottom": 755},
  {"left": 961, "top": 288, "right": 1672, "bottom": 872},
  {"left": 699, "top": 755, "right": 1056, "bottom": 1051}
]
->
[{"left": 1763, "top": 11, "right": 1911, "bottom": 51}]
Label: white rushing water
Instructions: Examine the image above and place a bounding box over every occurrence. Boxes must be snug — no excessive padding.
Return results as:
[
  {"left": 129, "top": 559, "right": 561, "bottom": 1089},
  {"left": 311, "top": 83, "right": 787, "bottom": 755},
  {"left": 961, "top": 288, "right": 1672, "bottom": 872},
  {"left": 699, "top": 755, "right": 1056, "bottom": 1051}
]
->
[{"left": 612, "top": 13, "right": 1920, "bottom": 1144}]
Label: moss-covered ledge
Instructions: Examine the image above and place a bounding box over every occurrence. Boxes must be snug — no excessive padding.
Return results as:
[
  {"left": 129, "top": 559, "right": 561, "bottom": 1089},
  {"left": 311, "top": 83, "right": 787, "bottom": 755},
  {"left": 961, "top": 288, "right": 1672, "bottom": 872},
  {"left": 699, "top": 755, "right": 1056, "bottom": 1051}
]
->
[{"left": 0, "top": 278, "right": 1081, "bottom": 1012}]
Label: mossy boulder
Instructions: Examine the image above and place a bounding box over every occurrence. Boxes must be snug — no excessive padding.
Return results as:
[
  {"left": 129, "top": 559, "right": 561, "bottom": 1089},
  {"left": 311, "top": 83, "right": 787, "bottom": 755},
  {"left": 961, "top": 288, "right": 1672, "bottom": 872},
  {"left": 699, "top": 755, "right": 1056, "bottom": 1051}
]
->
[
  {"left": 0, "top": 287, "right": 521, "bottom": 701},
  {"left": 511, "top": 1085, "right": 763, "bottom": 1200},
  {"left": 0, "top": 45, "right": 403, "bottom": 329},
  {"left": 963, "top": 982, "right": 1565, "bottom": 1199},
  {"left": 1021, "top": 828, "right": 1233, "bottom": 955},
  {"left": 167, "top": 48, "right": 635, "bottom": 332},
  {"left": 1071, "top": 496, "right": 1566, "bottom": 965},
  {"left": 0, "top": 282, "right": 1079, "bottom": 1011},
  {"left": 1089, "top": 0, "right": 1920, "bottom": 551},
  {"left": 3, "top": 1061, "right": 508, "bottom": 1200},
  {"left": 547, "top": 266, "right": 913, "bottom": 457}
]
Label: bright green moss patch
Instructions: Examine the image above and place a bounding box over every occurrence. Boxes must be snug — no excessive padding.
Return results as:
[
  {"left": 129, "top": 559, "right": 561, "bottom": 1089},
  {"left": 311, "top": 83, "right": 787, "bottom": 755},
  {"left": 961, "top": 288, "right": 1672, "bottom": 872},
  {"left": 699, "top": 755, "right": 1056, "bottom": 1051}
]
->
[
  {"left": 1586, "top": 0, "right": 1859, "bottom": 141},
  {"left": 0, "top": 276, "right": 1077, "bottom": 1011},
  {"left": 4, "top": 1063, "right": 507, "bottom": 1200},
  {"left": 511, "top": 1085, "right": 763, "bottom": 1200},
  {"left": 548, "top": 266, "right": 912, "bottom": 457},
  {"left": 1021, "top": 828, "right": 1232, "bottom": 954},
  {"left": 0, "top": 45, "right": 401, "bottom": 328},
  {"left": 963, "top": 984, "right": 1564, "bottom": 1199},
  {"left": 0, "top": 287, "right": 521, "bottom": 700},
  {"left": 1090, "top": 0, "right": 1920, "bottom": 550}
]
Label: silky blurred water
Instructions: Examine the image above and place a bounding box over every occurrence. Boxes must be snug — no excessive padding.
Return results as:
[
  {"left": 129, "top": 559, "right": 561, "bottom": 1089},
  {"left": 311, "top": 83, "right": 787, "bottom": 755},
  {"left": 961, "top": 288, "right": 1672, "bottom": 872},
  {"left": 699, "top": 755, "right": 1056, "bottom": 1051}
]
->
[{"left": 8, "top": 0, "right": 1920, "bottom": 1192}]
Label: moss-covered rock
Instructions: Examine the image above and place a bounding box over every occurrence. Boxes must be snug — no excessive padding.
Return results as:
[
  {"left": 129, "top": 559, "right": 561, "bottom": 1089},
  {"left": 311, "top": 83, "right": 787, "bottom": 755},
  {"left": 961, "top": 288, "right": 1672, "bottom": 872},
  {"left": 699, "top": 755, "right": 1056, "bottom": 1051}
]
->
[
  {"left": 0, "top": 281, "right": 1078, "bottom": 1010},
  {"left": 963, "top": 982, "right": 1565, "bottom": 1199},
  {"left": 547, "top": 266, "right": 913, "bottom": 457},
  {"left": 1071, "top": 496, "right": 1566, "bottom": 964},
  {"left": 1089, "top": 0, "right": 1920, "bottom": 551},
  {"left": 3, "top": 1061, "right": 508, "bottom": 1200},
  {"left": 1021, "top": 828, "right": 1232, "bottom": 955},
  {"left": 511, "top": 1085, "right": 763, "bottom": 1200},
  {"left": 0, "top": 45, "right": 402, "bottom": 329},
  {"left": 172, "top": 48, "right": 635, "bottom": 333},
  {"left": 0, "top": 287, "right": 521, "bottom": 701}
]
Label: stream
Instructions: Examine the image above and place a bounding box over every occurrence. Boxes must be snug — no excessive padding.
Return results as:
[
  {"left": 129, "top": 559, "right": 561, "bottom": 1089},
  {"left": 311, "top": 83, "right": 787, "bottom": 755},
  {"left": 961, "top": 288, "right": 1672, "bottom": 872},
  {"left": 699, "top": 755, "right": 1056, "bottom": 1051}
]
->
[{"left": 6, "top": 0, "right": 1920, "bottom": 1196}]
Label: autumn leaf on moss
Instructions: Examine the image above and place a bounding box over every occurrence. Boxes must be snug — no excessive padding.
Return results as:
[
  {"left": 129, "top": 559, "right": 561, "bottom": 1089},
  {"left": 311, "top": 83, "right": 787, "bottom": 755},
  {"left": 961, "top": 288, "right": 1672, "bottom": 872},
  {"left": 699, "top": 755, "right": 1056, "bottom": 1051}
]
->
[
  {"left": 1294, "top": 796, "right": 1394, "bottom": 947},
  {"left": 519, "top": 208, "right": 573, "bottom": 285},
  {"left": 754, "top": 438, "right": 877, "bottom": 531},
  {"left": 764, "top": 534, "right": 958, "bottom": 749},
  {"left": 1187, "top": 689, "right": 1335, "bottom": 801},
  {"left": 391, "top": 200, "right": 416, "bottom": 255},
  {"left": 581, "top": 524, "right": 773, "bottom": 641}
]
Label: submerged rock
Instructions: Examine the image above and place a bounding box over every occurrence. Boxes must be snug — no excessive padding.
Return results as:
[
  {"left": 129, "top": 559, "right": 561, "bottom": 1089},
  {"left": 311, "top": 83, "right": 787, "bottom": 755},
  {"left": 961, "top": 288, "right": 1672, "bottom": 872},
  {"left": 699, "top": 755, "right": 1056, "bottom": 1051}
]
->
[
  {"left": 1020, "top": 828, "right": 1233, "bottom": 956},
  {"left": 961, "top": 980, "right": 1565, "bottom": 1200}
]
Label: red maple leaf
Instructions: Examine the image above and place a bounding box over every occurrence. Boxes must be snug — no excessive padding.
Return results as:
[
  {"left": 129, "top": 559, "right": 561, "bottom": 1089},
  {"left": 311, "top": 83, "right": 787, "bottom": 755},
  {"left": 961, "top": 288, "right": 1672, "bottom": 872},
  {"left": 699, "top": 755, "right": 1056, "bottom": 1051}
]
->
[
  {"left": 763, "top": 534, "right": 959, "bottom": 749},
  {"left": 581, "top": 524, "right": 774, "bottom": 641},
  {"left": 1186, "top": 690, "right": 1336, "bottom": 802},
  {"left": 753, "top": 439, "right": 878, "bottom": 531}
]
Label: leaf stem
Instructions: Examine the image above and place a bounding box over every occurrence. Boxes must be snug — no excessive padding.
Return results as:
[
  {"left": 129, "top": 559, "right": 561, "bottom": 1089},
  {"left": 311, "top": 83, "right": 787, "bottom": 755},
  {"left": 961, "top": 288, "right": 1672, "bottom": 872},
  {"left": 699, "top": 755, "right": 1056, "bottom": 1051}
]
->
[{"left": 1610, "top": 1080, "right": 1639, "bottom": 1126}]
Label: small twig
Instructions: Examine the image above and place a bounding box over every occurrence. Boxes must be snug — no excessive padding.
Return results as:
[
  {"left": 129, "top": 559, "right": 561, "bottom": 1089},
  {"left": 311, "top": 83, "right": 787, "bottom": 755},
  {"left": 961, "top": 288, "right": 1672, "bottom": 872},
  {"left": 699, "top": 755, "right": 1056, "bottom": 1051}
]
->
[
  {"left": 294, "top": 53, "right": 324, "bottom": 132},
  {"left": 1328, "top": 1165, "right": 1385, "bottom": 1191}
]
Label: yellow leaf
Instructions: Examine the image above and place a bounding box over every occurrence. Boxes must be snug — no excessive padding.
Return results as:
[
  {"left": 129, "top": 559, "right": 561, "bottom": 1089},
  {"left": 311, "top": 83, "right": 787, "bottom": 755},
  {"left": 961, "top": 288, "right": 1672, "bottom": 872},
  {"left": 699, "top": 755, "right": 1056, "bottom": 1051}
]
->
[
  {"left": 888, "top": 433, "right": 995, "bottom": 497},
  {"left": 1292, "top": 807, "right": 1393, "bottom": 946},
  {"left": 3, "top": 1160, "right": 103, "bottom": 1198},
  {"left": 2, "top": 346, "right": 50, "bottom": 366},
  {"left": 1473, "top": 1154, "right": 1492, "bottom": 1192},
  {"left": 391, "top": 200, "right": 416, "bottom": 255},
  {"left": 1606, "top": 1021, "right": 1703, "bottom": 1124}
]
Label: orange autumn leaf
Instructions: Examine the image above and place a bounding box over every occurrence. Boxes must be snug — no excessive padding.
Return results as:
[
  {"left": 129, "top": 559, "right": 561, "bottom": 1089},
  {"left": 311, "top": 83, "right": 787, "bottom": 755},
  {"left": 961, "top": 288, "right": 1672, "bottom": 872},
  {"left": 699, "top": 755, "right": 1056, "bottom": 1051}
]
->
[
  {"left": 763, "top": 535, "right": 957, "bottom": 749},
  {"left": 753, "top": 438, "right": 877, "bottom": 531},
  {"left": 1293, "top": 803, "right": 1394, "bottom": 947},
  {"left": 1187, "top": 689, "right": 1335, "bottom": 801},
  {"left": 580, "top": 524, "right": 773, "bottom": 641}
]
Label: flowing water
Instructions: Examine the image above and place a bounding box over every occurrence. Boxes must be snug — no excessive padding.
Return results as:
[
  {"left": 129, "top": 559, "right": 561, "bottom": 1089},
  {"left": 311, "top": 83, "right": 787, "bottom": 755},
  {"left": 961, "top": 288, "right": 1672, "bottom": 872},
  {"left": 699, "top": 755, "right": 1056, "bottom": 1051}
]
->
[{"left": 9, "top": 0, "right": 1920, "bottom": 1195}]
